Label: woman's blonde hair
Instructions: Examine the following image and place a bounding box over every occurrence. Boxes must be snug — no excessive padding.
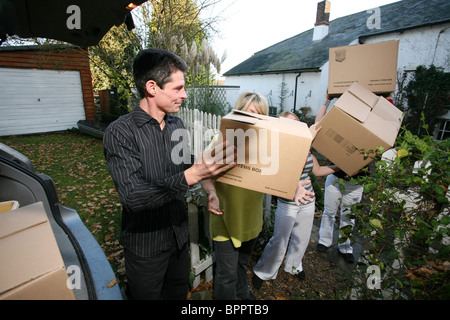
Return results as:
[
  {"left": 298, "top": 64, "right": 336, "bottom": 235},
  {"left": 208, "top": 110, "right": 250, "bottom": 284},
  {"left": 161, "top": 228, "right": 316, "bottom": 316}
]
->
[
  {"left": 234, "top": 92, "right": 269, "bottom": 116},
  {"left": 279, "top": 111, "right": 299, "bottom": 121}
]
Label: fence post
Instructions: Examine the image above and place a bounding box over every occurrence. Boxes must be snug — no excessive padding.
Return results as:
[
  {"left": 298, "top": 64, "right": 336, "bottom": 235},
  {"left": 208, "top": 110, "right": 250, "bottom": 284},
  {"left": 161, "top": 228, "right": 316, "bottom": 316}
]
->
[
  {"left": 177, "top": 108, "right": 223, "bottom": 288},
  {"left": 186, "top": 185, "right": 214, "bottom": 288}
]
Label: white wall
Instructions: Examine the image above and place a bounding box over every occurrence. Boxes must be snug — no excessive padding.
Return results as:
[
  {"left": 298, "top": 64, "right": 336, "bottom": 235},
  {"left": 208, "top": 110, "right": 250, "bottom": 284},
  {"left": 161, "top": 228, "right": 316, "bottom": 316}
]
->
[
  {"left": 225, "top": 22, "right": 450, "bottom": 118},
  {"left": 295, "top": 72, "right": 322, "bottom": 116},
  {"left": 223, "top": 86, "right": 241, "bottom": 109},
  {"left": 364, "top": 23, "right": 450, "bottom": 122},
  {"left": 363, "top": 23, "right": 450, "bottom": 73},
  {"left": 225, "top": 73, "right": 286, "bottom": 109},
  {"left": 225, "top": 72, "right": 322, "bottom": 116}
]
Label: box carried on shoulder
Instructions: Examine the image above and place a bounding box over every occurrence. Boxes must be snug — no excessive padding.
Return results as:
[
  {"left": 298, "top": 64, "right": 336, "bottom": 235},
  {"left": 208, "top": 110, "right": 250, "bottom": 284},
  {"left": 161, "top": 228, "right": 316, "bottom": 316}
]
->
[{"left": 328, "top": 40, "right": 399, "bottom": 96}]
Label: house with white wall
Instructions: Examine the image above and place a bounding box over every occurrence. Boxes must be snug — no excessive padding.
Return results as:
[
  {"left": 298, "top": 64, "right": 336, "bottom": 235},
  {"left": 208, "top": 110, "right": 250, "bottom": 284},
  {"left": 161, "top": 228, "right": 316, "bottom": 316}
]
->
[{"left": 223, "top": 0, "right": 450, "bottom": 137}]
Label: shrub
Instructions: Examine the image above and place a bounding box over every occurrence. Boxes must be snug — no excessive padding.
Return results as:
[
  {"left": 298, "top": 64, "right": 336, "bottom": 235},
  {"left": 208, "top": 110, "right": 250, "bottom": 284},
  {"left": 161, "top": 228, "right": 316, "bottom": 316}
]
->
[
  {"left": 344, "top": 118, "right": 449, "bottom": 299},
  {"left": 402, "top": 65, "right": 450, "bottom": 136}
]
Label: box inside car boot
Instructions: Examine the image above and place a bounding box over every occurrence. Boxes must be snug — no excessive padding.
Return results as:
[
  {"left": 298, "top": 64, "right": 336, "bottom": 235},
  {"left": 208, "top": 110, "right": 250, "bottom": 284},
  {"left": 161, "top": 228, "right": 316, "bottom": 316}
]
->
[{"left": 0, "top": 202, "right": 75, "bottom": 300}]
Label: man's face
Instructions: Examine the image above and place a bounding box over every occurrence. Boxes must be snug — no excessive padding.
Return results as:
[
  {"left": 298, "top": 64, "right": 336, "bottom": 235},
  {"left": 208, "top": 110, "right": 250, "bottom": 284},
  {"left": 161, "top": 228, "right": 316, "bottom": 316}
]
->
[{"left": 154, "top": 70, "right": 187, "bottom": 114}]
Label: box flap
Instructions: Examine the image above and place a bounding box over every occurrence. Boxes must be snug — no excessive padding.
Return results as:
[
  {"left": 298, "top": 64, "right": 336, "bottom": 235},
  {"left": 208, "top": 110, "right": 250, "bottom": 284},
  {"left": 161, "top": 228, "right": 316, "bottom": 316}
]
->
[
  {"left": 347, "top": 82, "right": 379, "bottom": 107},
  {"left": 222, "top": 113, "right": 257, "bottom": 125},
  {"left": 222, "top": 110, "right": 274, "bottom": 125},
  {"left": 278, "top": 117, "right": 313, "bottom": 138},
  {"left": 232, "top": 109, "right": 269, "bottom": 120},
  {"left": 364, "top": 113, "right": 399, "bottom": 146},
  {"left": 334, "top": 82, "right": 385, "bottom": 123},
  {"left": 371, "top": 96, "right": 404, "bottom": 131},
  {"left": 364, "top": 98, "right": 403, "bottom": 146},
  {"left": 0, "top": 202, "right": 47, "bottom": 239},
  {"left": 333, "top": 92, "right": 371, "bottom": 123}
]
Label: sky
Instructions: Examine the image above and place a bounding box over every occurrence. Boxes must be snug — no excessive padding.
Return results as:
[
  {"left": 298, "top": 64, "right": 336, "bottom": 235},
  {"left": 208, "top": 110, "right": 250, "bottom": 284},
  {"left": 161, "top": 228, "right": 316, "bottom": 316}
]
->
[{"left": 204, "top": 0, "right": 401, "bottom": 77}]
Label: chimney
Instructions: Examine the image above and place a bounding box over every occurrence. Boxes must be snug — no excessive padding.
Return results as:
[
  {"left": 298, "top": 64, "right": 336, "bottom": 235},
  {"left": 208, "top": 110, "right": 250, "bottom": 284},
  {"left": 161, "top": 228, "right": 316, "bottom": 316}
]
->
[{"left": 313, "top": 1, "right": 330, "bottom": 41}]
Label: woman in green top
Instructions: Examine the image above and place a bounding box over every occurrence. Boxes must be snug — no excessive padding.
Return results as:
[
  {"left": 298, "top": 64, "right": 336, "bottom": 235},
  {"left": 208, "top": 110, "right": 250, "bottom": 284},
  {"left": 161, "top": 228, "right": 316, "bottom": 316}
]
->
[{"left": 201, "top": 91, "right": 268, "bottom": 300}]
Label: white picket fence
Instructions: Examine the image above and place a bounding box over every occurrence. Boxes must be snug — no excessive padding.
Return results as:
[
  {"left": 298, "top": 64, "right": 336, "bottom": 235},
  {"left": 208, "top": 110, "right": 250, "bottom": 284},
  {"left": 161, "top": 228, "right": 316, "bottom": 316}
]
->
[
  {"left": 176, "top": 107, "right": 272, "bottom": 288},
  {"left": 176, "top": 107, "right": 220, "bottom": 287},
  {"left": 176, "top": 107, "right": 222, "bottom": 157}
]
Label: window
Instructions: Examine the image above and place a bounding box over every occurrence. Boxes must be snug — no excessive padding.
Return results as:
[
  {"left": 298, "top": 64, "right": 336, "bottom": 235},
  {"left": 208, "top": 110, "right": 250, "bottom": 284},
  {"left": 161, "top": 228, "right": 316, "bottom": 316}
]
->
[
  {"left": 435, "top": 119, "right": 450, "bottom": 140},
  {"left": 269, "top": 106, "right": 277, "bottom": 117}
]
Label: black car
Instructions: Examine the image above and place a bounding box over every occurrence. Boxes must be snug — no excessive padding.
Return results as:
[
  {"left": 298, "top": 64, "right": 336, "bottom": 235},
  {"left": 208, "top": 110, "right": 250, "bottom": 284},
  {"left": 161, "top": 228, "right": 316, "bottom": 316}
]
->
[{"left": 0, "top": 142, "right": 122, "bottom": 300}]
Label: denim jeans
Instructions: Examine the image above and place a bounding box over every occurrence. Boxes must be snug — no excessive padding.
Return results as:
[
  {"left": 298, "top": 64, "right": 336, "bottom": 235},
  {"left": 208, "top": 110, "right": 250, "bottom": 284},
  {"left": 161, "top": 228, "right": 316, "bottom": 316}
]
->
[{"left": 213, "top": 238, "right": 257, "bottom": 300}]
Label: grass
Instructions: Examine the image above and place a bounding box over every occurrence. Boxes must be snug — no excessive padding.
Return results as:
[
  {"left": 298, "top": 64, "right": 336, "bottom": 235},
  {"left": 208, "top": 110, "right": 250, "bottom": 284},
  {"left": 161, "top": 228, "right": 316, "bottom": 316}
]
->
[{"left": 0, "top": 130, "right": 126, "bottom": 282}]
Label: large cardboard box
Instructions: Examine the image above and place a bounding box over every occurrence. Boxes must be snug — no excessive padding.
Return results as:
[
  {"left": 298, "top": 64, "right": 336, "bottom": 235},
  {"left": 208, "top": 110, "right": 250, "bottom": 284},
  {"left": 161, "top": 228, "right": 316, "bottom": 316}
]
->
[
  {"left": 328, "top": 40, "right": 399, "bottom": 96},
  {"left": 312, "top": 82, "right": 403, "bottom": 176},
  {"left": 216, "top": 110, "right": 313, "bottom": 199},
  {"left": 0, "top": 202, "right": 75, "bottom": 300}
]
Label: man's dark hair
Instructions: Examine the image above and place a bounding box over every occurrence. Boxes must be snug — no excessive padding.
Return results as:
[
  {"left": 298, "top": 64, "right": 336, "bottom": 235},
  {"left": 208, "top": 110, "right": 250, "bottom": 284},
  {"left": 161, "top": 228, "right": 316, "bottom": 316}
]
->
[{"left": 133, "top": 48, "right": 188, "bottom": 99}]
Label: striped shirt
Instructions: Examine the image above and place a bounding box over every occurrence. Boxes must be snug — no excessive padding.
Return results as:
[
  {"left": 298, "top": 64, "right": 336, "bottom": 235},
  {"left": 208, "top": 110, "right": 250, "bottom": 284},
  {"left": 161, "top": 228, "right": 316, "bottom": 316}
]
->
[
  {"left": 103, "top": 107, "right": 193, "bottom": 257},
  {"left": 280, "top": 152, "right": 314, "bottom": 204}
]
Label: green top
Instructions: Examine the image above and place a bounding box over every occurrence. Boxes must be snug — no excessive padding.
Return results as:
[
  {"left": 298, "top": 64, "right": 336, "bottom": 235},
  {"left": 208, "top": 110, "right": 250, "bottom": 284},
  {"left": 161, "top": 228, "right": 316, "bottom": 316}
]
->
[{"left": 209, "top": 181, "right": 264, "bottom": 248}]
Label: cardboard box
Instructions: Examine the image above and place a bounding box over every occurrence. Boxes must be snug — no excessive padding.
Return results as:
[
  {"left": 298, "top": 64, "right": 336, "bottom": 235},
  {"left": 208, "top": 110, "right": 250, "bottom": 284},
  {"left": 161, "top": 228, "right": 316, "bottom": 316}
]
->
[
  {"left": 0, "top": 200, "right": 19, "bottom": 213},
  {"left": 0, "top": 202, "right": 75, "bottom": 300},
  {"left": 328, "top": 40, "right": 399, "bottom": 96},
  {"left": 216, "top": 110, "right": 313, "bottom": 198},
  {"left": 312, "top": 82, "right": 403, "bottom": 176}
]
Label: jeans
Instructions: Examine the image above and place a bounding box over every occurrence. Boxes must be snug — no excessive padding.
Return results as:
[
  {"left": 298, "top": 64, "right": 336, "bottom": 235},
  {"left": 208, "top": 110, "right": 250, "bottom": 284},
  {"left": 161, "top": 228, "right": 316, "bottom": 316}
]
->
[
  {"left": 213, "top": 238, "right": 257, "bottom": 300},
  {"left": 254, "top": 199, "right": 315, "bottom": 279},
  {"left": 318, "top": 174, "right": 363, "bottom": 254}
]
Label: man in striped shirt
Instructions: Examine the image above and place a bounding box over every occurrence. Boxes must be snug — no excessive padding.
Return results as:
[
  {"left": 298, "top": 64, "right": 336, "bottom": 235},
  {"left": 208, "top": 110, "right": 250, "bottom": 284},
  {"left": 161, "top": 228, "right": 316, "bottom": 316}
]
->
[{"left": 103, "top": 48, "right": 235, "bottom": 300}]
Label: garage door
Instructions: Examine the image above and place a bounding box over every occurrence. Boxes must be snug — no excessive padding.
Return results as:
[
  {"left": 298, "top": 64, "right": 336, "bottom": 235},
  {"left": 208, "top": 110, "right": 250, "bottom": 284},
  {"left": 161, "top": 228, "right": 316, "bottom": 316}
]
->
[{"left": 0, "top": 67, "right": 86, "bottom": 136}]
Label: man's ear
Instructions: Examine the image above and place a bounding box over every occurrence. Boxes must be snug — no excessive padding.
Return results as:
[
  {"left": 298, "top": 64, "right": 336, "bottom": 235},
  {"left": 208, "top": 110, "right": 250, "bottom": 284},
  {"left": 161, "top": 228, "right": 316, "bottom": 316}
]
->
[{"left": 145, "top": 80, "right": 158, "bottom": 97}]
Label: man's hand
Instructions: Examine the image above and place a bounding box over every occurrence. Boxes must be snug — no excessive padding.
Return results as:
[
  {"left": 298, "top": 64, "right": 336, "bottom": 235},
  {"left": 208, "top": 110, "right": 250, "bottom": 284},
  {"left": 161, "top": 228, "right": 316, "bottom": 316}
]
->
[{"left": 185, "top": 140, "right": 236, "bottom": 186}]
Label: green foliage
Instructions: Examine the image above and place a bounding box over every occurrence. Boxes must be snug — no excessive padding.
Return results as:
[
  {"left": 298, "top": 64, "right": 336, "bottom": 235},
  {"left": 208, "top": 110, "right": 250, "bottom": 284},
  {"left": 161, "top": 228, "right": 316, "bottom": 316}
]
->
[
  {"left": 403, "top": 65, "right": 450, "bottom": 136},
  {"left": 278, "top": 76, "right": 289, "bottom": 110},
  {"left": 309, "top": 173, "right": 324, "bottom": 211},
  {"left": 184, "top": 86, "right": 231, "bottom": 116},
  {"left": 256, "top": 197, "right": 278, "bottom": 252},
  {"left": 345, "top": 118, "right": 449, "bottom": 299},
  {"left": 89, "top": 25, "right": 139, "bottom": 99},
  {"left": 143, "top": 0, "right": 207, "bottom": 54},
  {"left": 89, "top": 0, "right": 223, "bottom": 118}
]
